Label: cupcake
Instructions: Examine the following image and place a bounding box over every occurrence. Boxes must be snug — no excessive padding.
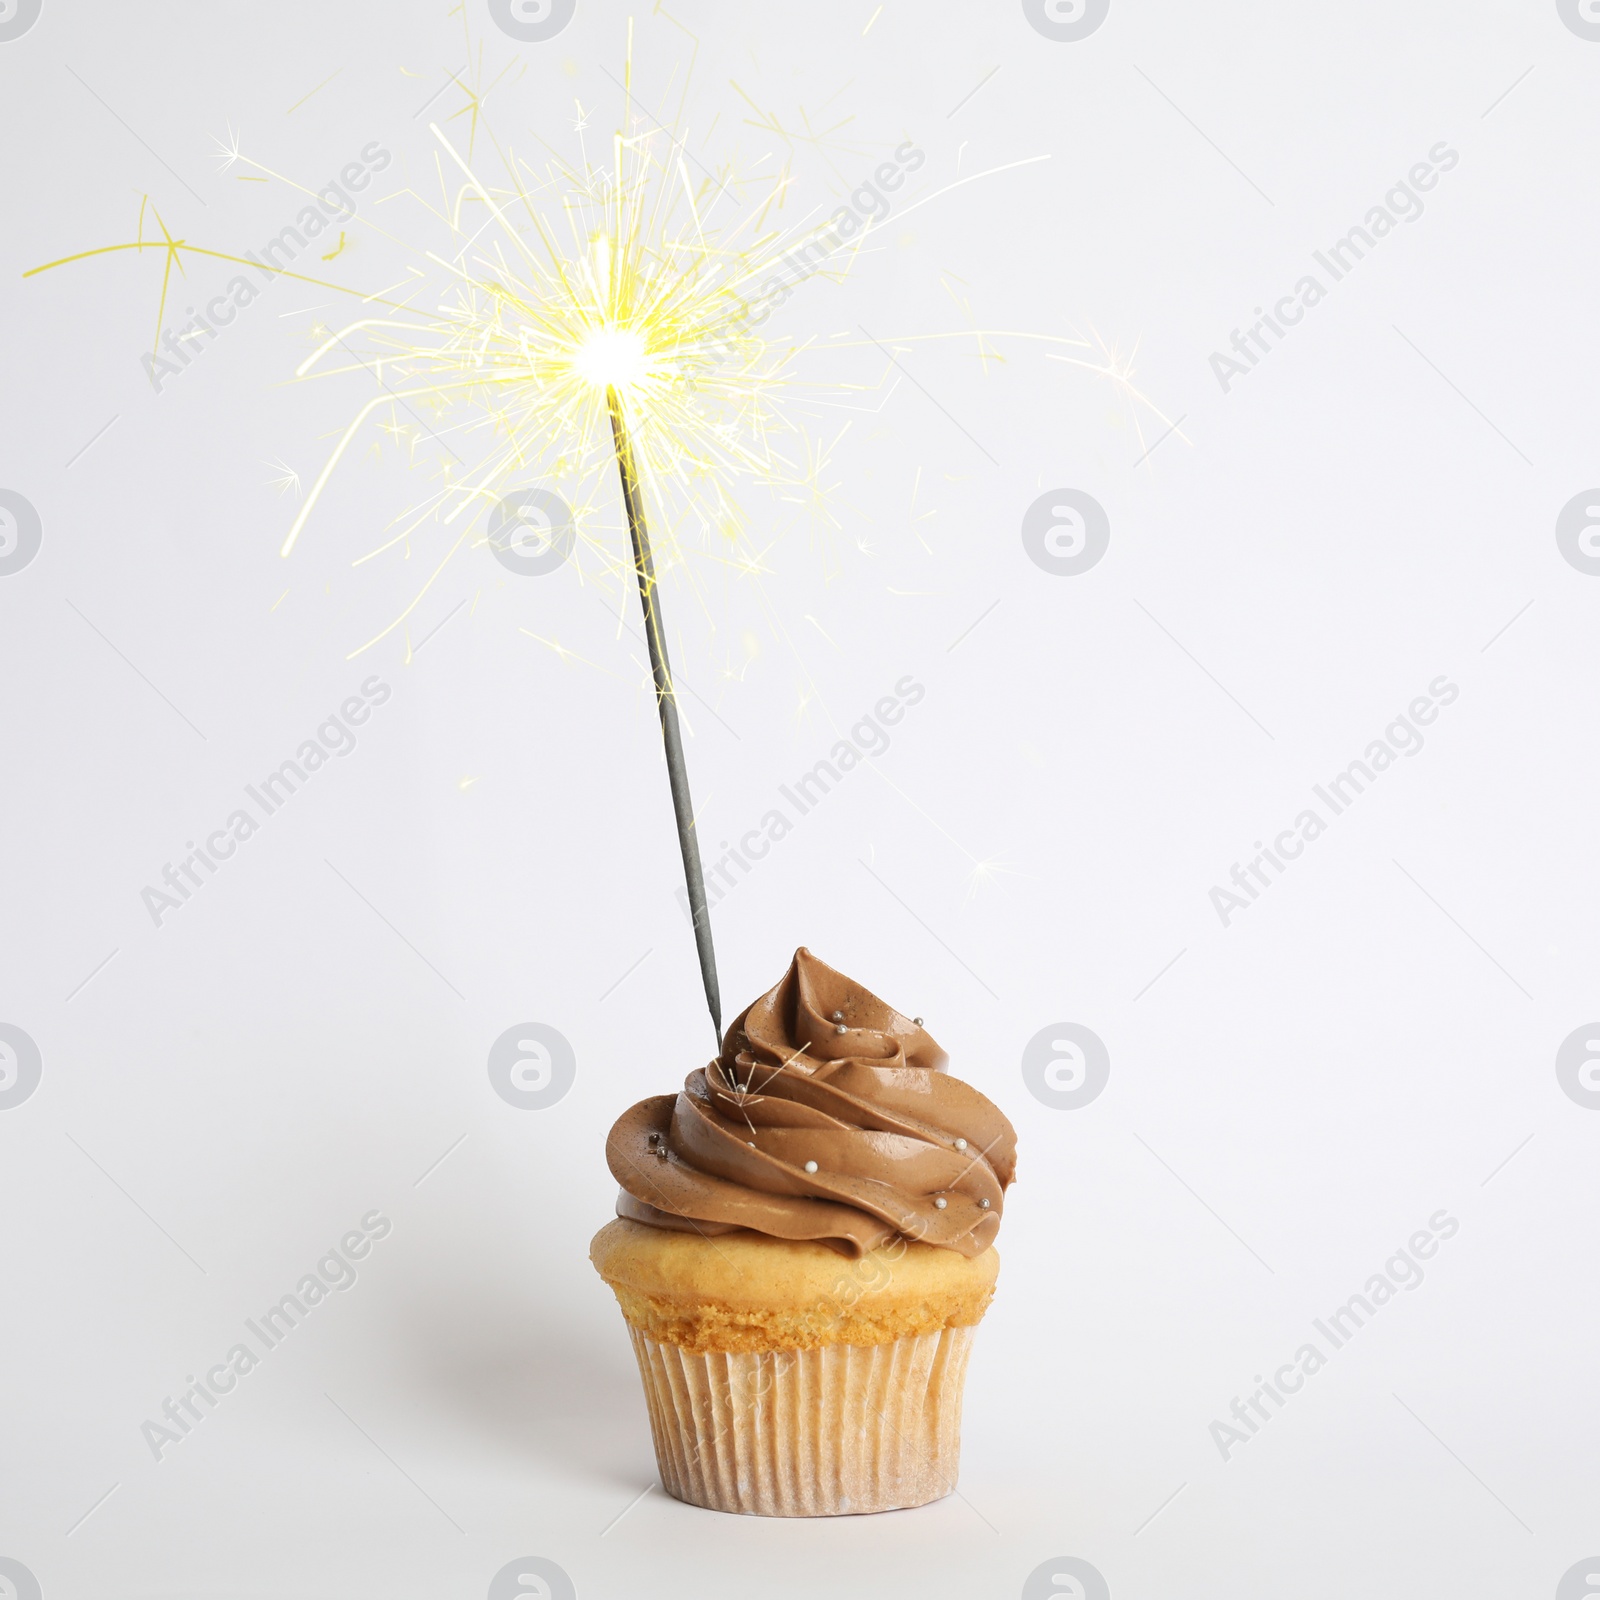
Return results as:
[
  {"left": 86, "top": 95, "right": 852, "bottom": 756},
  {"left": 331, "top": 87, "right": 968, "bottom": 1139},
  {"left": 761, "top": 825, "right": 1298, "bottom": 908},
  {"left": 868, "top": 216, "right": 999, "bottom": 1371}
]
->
[{"left": 590, "top": 948, "right": 1016, "bottom": 1516}]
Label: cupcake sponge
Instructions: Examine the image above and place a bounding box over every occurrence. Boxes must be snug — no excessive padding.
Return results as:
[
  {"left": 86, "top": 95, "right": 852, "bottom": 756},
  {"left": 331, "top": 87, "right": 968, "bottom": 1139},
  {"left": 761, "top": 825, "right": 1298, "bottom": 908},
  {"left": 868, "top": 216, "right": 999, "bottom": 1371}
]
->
[{"left": 590, "top": 1217, "right": 999, "bottom": 1355}]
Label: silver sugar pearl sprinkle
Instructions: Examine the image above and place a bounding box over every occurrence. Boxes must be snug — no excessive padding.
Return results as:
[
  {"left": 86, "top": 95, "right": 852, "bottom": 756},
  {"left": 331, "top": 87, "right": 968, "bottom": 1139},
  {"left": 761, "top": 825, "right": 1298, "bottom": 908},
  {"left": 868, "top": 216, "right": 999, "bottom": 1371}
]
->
[
  {"left": 933, "top": 1196, "right": 948, "bottom": 1210},
  {"left": 980, "top": 1198, "right": 991, "bottom": 1209},
  {"left": 913, "top": 1016, "right": 924, "bottom": 1026},
  {"left": 954, "top": 1138, "right": 968, "bottom": 1151},
  {"left": 748, "top": 1141, "right": 756, "bottom": 1148},
  {"left": 804, "top": 1160, "right": 819, "bottom": 1173},
  {"left": 834, "top": 1023, "right": 847, "bottom": 1035},
  {"left": 831, "top": 1010, "right": 844, "bottom": 1022}
]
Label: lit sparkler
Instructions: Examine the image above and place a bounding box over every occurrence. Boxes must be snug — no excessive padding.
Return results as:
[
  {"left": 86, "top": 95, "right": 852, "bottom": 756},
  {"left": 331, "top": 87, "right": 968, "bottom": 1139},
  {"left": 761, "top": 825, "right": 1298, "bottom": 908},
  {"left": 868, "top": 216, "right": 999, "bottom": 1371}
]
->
[
  {"left": 29, "top": 74, "right": 843, "bottom": 1042},
  {"left": 270, "top": 104, "right": 830, "bottom": 1038},
  {"left": 297, "top": 105, "right": 821, "bottom": 1039},
  {"left": 26, "top": 44, "right": 1186, "bottom": 1040}
]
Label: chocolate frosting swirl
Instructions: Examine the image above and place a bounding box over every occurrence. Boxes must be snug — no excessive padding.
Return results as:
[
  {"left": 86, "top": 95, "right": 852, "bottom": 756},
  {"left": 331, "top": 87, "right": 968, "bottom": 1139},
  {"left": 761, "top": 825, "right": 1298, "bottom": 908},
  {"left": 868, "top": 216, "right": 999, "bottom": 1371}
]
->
[{"left": 606, "top": 949, "right": 1017, "bottom": 1258}]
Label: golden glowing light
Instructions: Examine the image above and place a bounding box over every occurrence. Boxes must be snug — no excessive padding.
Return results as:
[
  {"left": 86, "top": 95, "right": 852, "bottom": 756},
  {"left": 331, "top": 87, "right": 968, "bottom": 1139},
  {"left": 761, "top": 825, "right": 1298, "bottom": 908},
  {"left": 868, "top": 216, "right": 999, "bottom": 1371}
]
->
[
  {"left": 253, "top": 102, "right": 841, "bottom": 656},
  {"left": 26, "top": 35, "right": 1185, "bottom": 666},
  {"left": 572, "top": 323, "right": 654, "bottom": 396}
]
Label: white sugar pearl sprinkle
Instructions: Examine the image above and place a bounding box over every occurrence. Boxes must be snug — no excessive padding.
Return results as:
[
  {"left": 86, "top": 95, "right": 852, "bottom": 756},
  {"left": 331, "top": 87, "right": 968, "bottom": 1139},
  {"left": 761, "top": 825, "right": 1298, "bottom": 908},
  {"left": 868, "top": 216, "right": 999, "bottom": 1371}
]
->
[
  {"left": 933, "top": 1196, "right": 947, "bottom": 1210},
  {"left": 831, "top": 1010, "right": 844, "bottom": 1022},
  {"left": 980, "top": 1198, "right": 991, "bottom": 1209},
  {"left": 954, "top": 1138, "right": 967, "bottom": 1151},
  {"left": 804, "top": 1160, "right": 818, "bottom": 1173},
  {"left": 834, "top": 1024, "right": 847, "bottom": 1035}
]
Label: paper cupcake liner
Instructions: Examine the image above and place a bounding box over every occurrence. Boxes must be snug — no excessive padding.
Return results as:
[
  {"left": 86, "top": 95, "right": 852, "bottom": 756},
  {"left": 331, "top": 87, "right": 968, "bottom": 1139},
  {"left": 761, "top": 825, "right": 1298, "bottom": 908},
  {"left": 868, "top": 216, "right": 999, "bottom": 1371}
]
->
[{"left": 625, "top": 1323, "right": 977, "bottom": 1517}]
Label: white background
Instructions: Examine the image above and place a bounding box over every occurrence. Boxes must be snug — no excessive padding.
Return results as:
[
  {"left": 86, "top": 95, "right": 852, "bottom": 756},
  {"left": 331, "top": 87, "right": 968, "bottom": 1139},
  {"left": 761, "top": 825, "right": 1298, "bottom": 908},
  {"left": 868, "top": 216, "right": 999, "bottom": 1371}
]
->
[{"left": 3, "top": 2, "right": 1598, "bottom": 1597}]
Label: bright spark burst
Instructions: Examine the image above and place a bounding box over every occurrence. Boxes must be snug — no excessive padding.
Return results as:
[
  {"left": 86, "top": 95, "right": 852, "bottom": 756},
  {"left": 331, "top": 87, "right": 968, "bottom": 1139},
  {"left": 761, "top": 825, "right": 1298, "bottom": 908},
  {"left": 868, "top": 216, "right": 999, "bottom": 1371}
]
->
[
  {"left": 1046, "top": 327, "right": 1191, "bottom": 460},
  {"left": 27, "top": 35, "right": 1184, "bottom": 672},
  {"left": 263, "top": 458, "right": 301, "bottom": 496},
  {"left": 264, "top": 99, "right": 854, "bottom": 653},
  {"left": 28, "top": 71, "right": 871, "bottom": 656}
]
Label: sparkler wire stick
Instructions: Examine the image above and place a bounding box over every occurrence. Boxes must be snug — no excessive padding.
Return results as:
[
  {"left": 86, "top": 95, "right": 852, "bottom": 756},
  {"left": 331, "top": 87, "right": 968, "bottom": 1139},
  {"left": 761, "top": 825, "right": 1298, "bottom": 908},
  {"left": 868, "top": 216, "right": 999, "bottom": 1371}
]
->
[{"left": 606, "top": 385, "right": 722, "bottom": 1045}]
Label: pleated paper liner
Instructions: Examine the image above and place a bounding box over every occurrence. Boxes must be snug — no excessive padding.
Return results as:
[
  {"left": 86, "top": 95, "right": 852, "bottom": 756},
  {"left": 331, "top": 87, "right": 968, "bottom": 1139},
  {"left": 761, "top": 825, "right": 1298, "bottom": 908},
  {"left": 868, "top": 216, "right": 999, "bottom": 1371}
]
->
[{"left": 626, "top": 1324, "right": 977, "bottom": 1517}]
